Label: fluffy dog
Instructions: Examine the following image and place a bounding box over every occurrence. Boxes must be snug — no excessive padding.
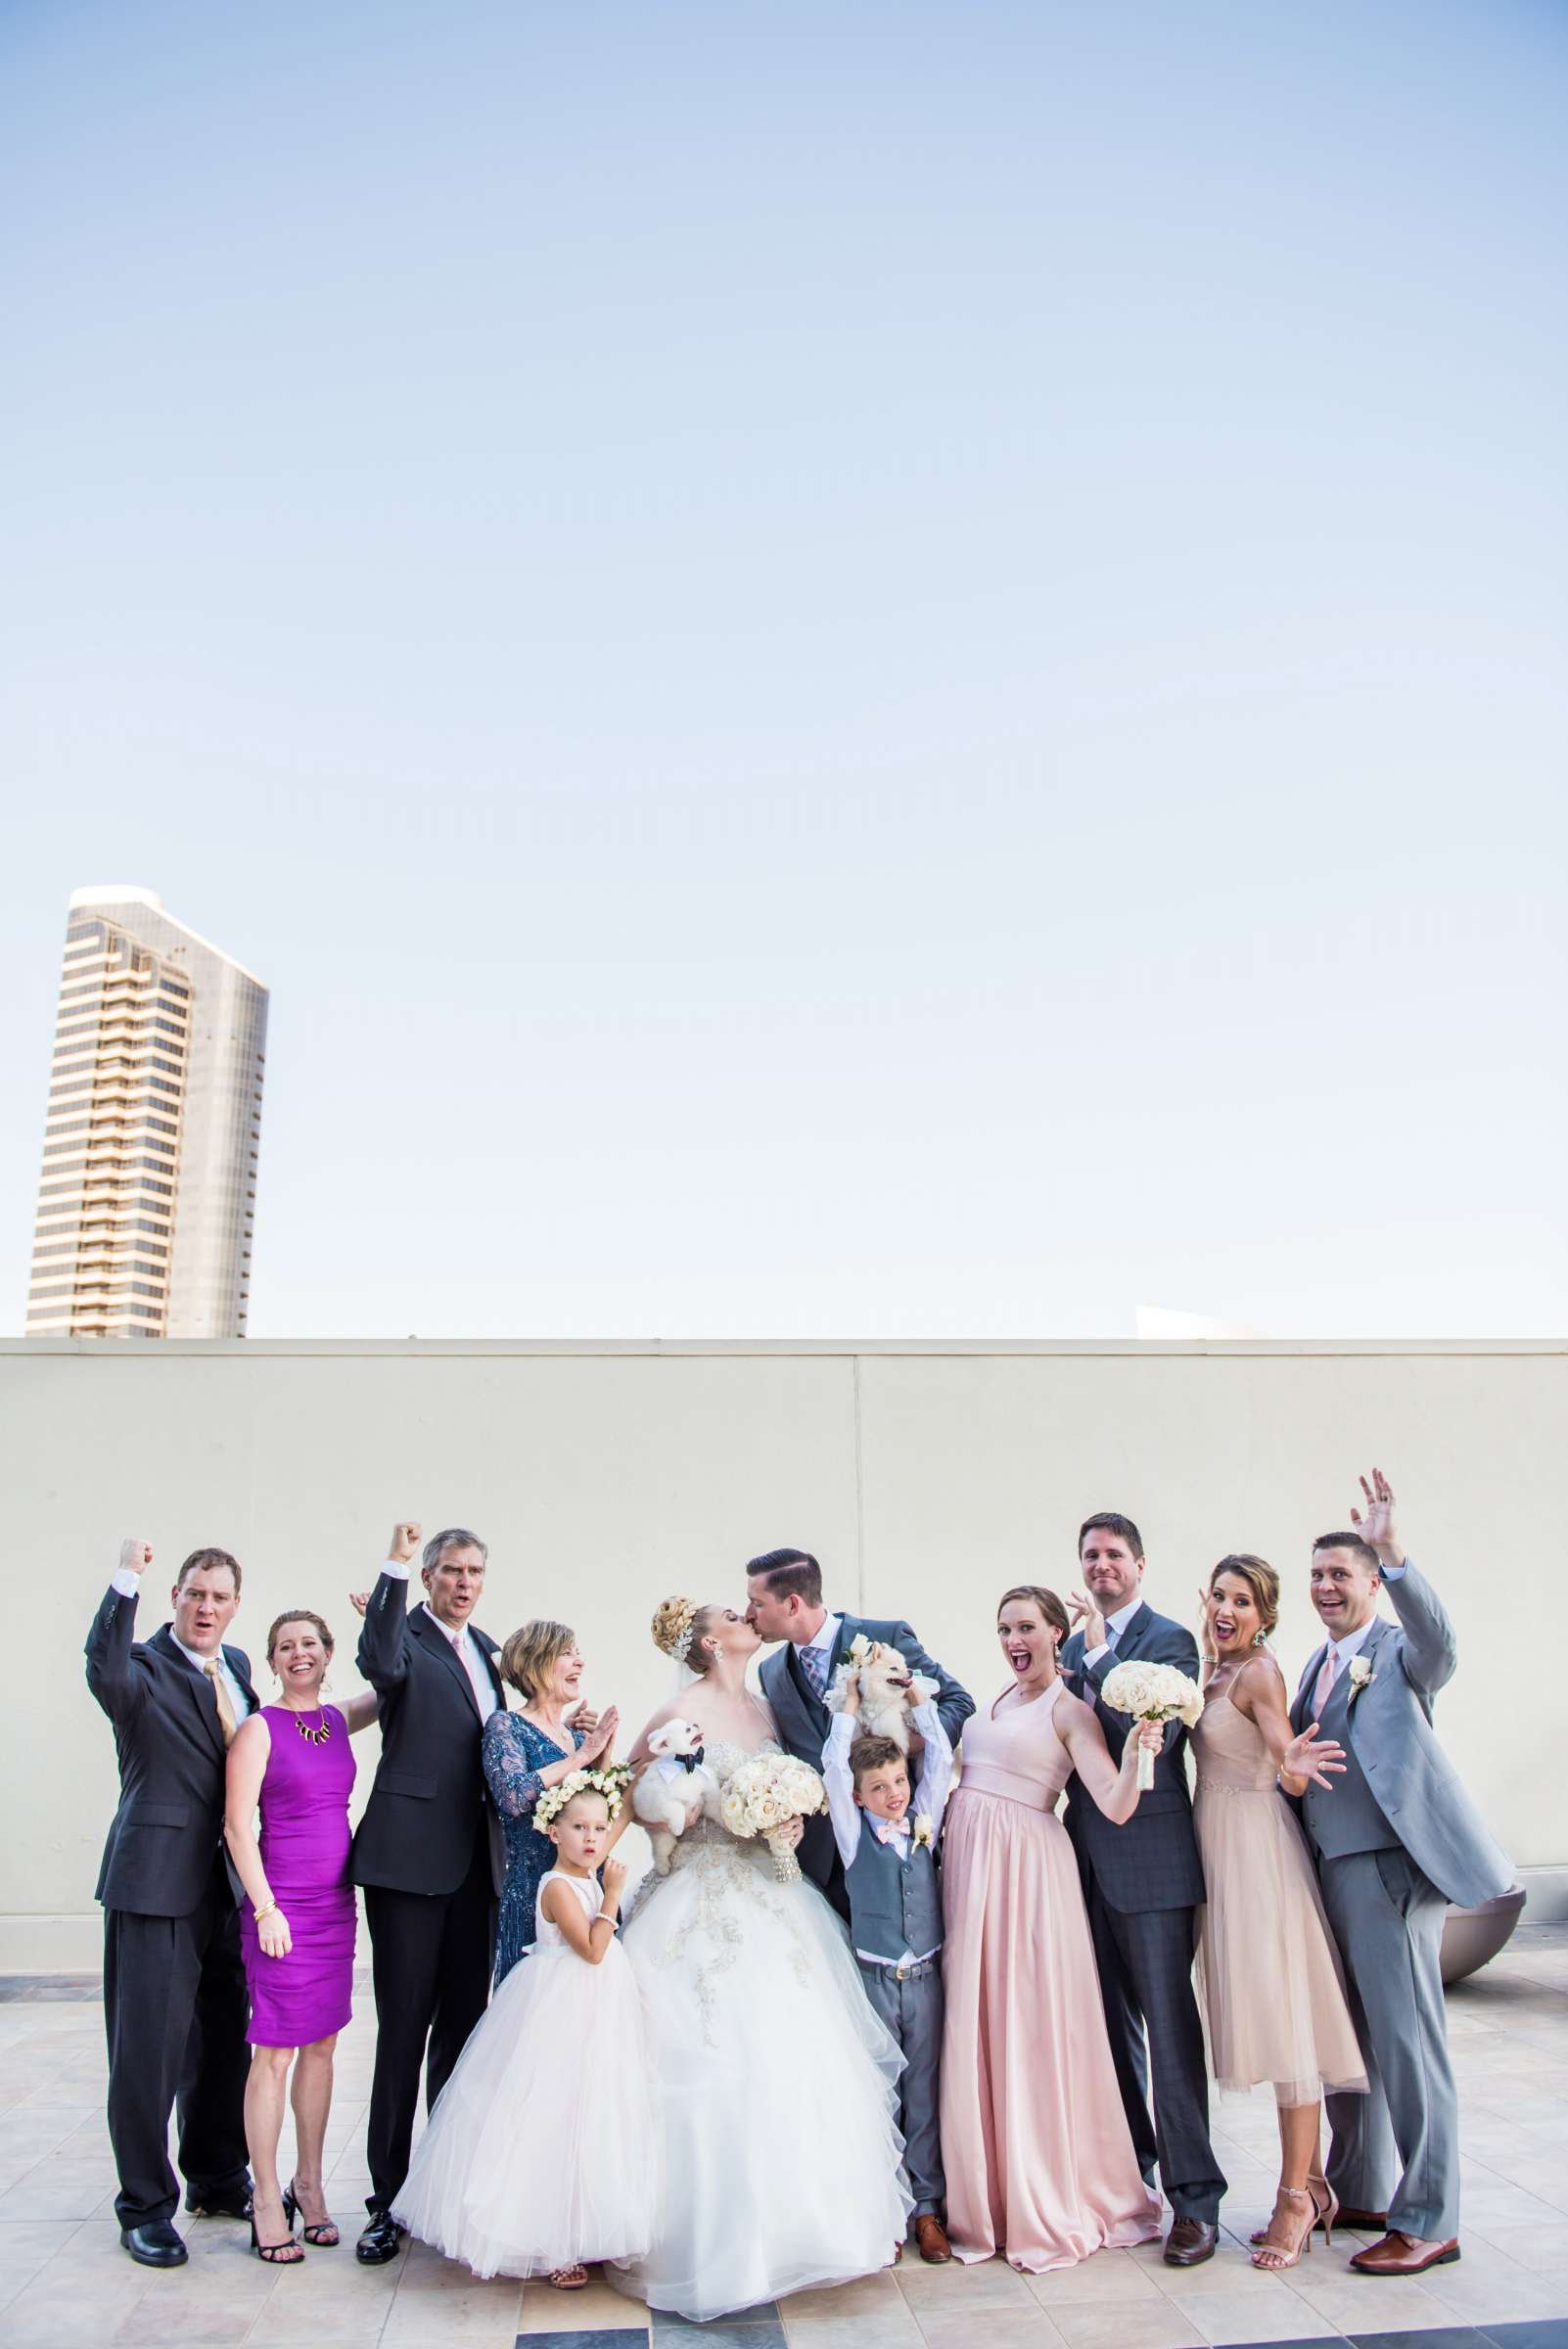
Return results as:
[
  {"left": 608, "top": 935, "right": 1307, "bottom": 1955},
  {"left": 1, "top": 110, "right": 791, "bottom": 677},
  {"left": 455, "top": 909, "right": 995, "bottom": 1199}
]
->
[
  {"left": 825, "top": 1638, "right": 939, "bottom": 1753},
  {"left": 631, "top": 1717, "right": 721, "bottom": 1873}
]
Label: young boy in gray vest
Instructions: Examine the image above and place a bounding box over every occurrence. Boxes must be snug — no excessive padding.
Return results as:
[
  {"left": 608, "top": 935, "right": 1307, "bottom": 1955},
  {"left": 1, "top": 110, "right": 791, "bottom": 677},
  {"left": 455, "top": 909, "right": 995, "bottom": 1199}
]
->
[{"left": 822, "top": 1675, "right": 954, "bottom": 2264}]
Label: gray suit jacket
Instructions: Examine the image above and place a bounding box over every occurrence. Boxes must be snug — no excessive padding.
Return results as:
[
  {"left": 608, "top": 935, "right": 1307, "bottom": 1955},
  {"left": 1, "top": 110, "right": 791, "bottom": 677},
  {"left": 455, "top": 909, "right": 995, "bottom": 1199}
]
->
[
  {"left": 1290, "top": 1559, "right": 1512, "bottom": 1911},
  {"left": 760, "top": 1613, "right": 973, "bottom": 1896}
]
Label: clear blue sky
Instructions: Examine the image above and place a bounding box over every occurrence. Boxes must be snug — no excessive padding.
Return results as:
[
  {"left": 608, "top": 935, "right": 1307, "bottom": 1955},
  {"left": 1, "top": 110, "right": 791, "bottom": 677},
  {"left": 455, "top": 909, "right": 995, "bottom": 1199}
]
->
[{"left": 3, "top": 0, "right": 1564, "bottom": 1338}]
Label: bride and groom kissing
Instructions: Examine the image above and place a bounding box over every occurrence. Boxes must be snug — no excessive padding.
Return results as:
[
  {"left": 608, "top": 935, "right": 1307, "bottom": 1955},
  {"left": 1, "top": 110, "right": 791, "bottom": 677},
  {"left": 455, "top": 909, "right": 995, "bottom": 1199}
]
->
[{"left": 393, "top": 1546, "right": 975, "bottom": 2321}]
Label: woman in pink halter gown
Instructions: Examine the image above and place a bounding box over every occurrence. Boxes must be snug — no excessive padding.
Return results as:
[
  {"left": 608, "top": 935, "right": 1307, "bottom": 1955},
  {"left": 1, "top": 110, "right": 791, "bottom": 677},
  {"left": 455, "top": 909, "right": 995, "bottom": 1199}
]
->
[{"left": 941, "top": 1585, "right": 1164, "bottom": 2273}]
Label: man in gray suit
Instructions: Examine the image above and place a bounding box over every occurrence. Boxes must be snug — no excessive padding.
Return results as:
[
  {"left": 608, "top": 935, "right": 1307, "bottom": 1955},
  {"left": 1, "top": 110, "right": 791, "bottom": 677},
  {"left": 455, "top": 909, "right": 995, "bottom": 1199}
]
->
[{"left": 1292, "top": 1469, "right": 1513, "bottom": 2278}]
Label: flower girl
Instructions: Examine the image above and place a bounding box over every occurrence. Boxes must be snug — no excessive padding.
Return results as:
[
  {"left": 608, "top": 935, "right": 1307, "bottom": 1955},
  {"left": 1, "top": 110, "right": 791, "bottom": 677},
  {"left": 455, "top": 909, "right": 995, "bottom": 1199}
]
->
[{"left": 392, "top": 1769, "right": 657, "bottom": 2291}]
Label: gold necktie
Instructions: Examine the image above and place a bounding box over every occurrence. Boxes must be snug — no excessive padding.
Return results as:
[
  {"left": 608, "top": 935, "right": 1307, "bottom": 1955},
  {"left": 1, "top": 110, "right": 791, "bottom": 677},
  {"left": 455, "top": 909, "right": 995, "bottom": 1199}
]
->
[{"left": 204, "top": 1658, "right": 239, "bottom": 1748}]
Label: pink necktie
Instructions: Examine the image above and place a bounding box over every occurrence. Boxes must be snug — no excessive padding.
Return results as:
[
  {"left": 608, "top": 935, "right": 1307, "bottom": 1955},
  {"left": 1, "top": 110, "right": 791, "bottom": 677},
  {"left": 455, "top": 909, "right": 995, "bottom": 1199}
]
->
[{"left": 1313, "top": 1646, "right": 1339, "bottom": 1717}]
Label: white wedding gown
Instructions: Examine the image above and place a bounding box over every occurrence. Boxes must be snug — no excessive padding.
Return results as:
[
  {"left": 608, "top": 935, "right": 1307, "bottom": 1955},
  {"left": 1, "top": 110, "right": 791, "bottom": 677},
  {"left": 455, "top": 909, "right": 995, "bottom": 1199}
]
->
[{"left": 610, "top": 1736, "right": 912, "bottom": 2321}]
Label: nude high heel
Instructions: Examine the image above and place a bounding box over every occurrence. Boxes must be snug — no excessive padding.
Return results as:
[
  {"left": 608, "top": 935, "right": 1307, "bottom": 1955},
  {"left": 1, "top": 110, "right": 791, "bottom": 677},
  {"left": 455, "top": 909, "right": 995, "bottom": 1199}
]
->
[{"left": 1251, "top": 2185, "right": 1314, "bottom": 2271}]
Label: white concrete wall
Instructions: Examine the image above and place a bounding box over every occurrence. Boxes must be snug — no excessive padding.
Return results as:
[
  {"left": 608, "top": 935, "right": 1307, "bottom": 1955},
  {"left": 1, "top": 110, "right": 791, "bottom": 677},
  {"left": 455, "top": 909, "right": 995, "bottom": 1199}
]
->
[{"left": 5, "top": 1337, "right": 1561, "bottom": 1970}]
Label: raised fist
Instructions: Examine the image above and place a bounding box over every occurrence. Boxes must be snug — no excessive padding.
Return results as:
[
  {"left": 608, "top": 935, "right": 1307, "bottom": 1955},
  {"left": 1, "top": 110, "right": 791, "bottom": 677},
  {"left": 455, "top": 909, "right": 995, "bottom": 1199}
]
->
[
  {"left": 389, "top": 1521, "right": 423, "bottom": 1565},
  {"left": 601, "top": 1858, "right": 627, "bottom": 1901},
  {"left": 119, "top": 1539, "right": 153, "bottom": 1577}
]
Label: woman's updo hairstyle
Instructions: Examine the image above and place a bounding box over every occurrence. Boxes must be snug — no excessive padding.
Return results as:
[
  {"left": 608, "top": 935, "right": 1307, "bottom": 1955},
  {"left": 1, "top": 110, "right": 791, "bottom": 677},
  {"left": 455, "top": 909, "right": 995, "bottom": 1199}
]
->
[
  {"left": 651, "top": 1596, "right": 718, "bottom": 1675},
  {"left": 1209, "top": 1553, "right": 1280, "bottom": 1641},
  {"left": 266, "top": 1608, "right": 334, "bottom": 1666},
  {"left": 995, "top": 1585, "right": 1071, "bottom": 1649}
]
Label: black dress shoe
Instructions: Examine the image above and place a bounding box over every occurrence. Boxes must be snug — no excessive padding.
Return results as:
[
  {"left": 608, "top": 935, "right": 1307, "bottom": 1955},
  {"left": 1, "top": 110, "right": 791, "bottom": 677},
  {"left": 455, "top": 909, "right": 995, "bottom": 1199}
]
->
[
  {"left": 356, "top": 2208, "right": 406, "bottom": 2266},
  {"left": 121, "top": 2221, "right": 189, "bottom": 2268},
  {"left": 1164, "top": 2217, "right": 1220, "bottom": 2267},
  {"left": 185, "top": 2183, "right": 254, "bottom": 2221}
]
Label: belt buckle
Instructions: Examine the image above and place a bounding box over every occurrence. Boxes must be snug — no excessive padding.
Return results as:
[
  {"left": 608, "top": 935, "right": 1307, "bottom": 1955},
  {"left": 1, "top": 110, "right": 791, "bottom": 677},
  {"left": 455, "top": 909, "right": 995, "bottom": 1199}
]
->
[{"left": 894, "top": 1962, "right": 908, "bottom": 1983}]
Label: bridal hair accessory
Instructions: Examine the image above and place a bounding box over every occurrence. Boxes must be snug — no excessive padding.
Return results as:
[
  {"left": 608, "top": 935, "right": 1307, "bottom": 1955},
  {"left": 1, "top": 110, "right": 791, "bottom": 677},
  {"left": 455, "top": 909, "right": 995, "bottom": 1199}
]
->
[
  {"left": 651, "top": 1596, "right": 701, "bottom": 1665},
  {"left": 1100, "top": 1660, "right": 1203, "bottom": 1790},
  {"left": 534, "top": 1762, "right": 631, "bottom": 1835},
  {"left": 720, "top": 1750, "right": 826, "bottom": 1881}
]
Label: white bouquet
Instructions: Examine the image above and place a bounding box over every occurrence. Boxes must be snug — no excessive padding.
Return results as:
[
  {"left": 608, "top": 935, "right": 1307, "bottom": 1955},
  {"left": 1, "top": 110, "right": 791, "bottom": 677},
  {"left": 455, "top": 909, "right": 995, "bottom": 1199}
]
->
[
  {"left": 1100, "top": 1660, "right": 1203, "bottom": 1790},
  {"left": 720, "top": 1750, "right": 827, "bottom": 1881}
]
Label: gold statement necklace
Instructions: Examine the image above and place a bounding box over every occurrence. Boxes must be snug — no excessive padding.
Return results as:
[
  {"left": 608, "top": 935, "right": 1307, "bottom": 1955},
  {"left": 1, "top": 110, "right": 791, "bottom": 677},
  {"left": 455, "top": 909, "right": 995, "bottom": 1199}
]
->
[{"left": 291, "top": 1705, "right": 332, "bottom": 1746}]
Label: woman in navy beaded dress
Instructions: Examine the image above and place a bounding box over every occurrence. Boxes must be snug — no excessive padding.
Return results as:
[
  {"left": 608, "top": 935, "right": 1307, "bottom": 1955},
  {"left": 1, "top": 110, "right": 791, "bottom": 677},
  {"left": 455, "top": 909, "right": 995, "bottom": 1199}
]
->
[{"left": 482, "top": 1621, "right": 621, "bottom": 1983}]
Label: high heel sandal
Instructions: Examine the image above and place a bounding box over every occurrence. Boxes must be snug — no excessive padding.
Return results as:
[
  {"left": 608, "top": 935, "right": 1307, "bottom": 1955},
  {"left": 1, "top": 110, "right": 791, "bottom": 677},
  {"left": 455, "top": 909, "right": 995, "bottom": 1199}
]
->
[
  {"left": 547, "top": 2265, "right": 589, "bottom": 2289},
  {"left": 1251, "top": 2174, "right": 1338, "bottom": 2247},
  {"left": 250, "top": 2211, "right": 304, "bottom": 2265},
  {"left": 284, "top": 2181, "right": 340, "bottom": 2247},
  {"left": 1251, "top": 2185, "right": 1315, "bottom": 2271}
]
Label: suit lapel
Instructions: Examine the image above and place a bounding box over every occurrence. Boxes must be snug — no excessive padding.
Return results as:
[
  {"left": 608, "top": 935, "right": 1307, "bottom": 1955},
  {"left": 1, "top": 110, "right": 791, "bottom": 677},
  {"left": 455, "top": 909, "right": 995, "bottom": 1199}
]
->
[
  {"left": 1111, "top": 1601, "right": 1152, "bottom": 1659},
  {"left": 411, "top": 1604, "right": 484, "bottom": 1720},
  {"left": 1294, "top": 1643, "right": 1328, "bottom": 1731},
  {"left": 225, "top": 1644, "right": 259, "bottom": 1716},
  {"left": 152, "top": 1625, "right": 228, "bottom": 1759}
]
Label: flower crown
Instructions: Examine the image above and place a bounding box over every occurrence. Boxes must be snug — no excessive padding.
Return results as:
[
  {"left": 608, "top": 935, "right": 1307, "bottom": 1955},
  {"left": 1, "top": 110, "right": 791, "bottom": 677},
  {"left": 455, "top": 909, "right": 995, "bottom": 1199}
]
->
[{"left": 534, "top": 1763, "right": 631, "bottom": 1835}]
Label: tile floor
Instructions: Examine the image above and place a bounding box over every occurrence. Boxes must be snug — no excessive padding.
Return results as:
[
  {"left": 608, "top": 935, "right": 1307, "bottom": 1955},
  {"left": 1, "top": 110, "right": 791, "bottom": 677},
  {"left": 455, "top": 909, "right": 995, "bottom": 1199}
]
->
[{"left": 2, "top": 1928, "right": 1565, "bottom": 2349}]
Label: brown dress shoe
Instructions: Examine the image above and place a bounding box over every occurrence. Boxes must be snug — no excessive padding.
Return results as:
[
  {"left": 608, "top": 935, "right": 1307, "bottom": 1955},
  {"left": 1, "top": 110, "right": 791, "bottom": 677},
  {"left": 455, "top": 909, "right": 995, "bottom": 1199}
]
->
[
  {"left": 914, "top": 2215, "right": 952, "bottom": 2264},
  {"left": 1350, "top": 2230, "right": 1460, "bottom": 2276},
  {"left": 1164, "top": 2218, "right": 1219, "bottom": 2267}
]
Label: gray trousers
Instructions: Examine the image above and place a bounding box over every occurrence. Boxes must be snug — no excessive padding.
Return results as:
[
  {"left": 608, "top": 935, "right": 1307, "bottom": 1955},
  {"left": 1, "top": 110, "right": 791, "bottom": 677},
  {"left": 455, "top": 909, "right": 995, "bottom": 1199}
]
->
[
  {"left": 1319, "top": 1847, "right": 1458, "bottom": 2241},
  {"left": 858, "top": 1958, "right": 945, "bottom": 2217}
]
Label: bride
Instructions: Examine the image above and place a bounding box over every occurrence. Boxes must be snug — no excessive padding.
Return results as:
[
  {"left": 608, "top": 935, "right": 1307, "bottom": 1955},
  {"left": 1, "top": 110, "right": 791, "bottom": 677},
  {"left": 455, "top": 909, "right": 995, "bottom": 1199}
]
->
[{"left": 609, "top": 1595, "right": 911, "bottom": 2322}]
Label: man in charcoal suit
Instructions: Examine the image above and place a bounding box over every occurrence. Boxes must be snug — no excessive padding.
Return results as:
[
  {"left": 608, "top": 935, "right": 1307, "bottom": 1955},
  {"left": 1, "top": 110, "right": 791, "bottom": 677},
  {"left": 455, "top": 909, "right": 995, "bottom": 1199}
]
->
[
  {"left": 746, "top": 1546, "right": 973, "bottom": 1920},
  {"left": 1060, "top": 1510, "right": 1226, "bottom": 2267},
  {"left": 350, "top": 1520, "right": 507, "bottom": 2264},
  {"left": 86, "top": 1538, "right": 256, "bottom": 2267},
  {"left": 1292, "top": 1469, "right": 1513, "bottom": 2277}
]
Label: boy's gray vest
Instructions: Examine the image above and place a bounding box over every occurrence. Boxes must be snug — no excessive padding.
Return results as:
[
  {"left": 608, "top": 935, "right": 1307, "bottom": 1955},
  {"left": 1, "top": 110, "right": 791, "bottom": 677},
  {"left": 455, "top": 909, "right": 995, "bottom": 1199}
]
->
[
  {"left": 845, "top": 1823, "right": 943, "bottom": 1962},
  {"left": 1300, "top": 1666, "right": 1401, "bottom": 1861}
]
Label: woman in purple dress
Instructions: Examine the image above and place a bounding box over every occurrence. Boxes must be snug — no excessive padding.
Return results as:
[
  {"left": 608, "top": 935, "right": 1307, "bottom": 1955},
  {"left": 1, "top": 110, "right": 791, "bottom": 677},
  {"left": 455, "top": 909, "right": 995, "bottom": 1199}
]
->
[{"left": 225, "top": 1611, "right": 379, "bottom": 2263}]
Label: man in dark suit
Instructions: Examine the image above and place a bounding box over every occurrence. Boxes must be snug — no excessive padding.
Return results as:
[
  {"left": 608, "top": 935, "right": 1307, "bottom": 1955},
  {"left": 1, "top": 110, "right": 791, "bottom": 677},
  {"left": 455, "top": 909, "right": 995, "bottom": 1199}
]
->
[
  {"left": 1060, "top": 1510, "right": 1226, "bottom": 2268},
  {"left": 350, "top": 1520, "right": 507, "bottom": 2264},
  {"left": 86, "top": 1538, "right": 257, "bottom": 2268},
  {"left": 746, "top": 1547, "right": 973, "bottom": 1919}
]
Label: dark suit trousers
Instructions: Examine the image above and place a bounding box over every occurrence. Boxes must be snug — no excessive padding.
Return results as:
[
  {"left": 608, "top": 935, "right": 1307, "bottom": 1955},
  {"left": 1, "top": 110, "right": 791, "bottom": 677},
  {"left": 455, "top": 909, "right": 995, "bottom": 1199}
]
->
[
  {"left": 104, "top": 1859, "right": 252, "bottom": 2229},
  {"left": 1083, "top": 1876, "right": 1225, "bottom": 2222},
  {"left": 364, "top": 1828, "right": 496, "bottom": 2211}
]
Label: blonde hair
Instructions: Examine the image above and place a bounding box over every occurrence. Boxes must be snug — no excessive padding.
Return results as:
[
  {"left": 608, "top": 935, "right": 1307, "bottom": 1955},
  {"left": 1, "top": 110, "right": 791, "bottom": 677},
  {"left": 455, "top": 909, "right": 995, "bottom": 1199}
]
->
[
  {"left": 1209, "top": 1553, "right": 1280, "bottom": 1640},
  {"left": 651, "top": 1595, "right": 718, "bottom": 1675},
  {"left": 499, "top": 1619, "right": 577, "bottom": 1701}
]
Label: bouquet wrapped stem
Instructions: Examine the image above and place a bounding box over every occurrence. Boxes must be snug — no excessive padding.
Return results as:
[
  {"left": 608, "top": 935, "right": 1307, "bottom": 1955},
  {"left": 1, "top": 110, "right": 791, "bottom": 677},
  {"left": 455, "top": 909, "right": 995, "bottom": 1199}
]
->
[
  {"left": 720, "top": 1751, "right": 827, "bottom": 1882},
  {"left": 1098, "top": 1662, "right": 1204, "bottom": 1790}
]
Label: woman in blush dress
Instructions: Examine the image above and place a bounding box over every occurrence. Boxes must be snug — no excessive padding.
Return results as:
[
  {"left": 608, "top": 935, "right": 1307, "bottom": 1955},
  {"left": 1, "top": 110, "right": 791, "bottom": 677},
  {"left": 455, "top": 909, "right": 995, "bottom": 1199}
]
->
[
  {"left": 941, "top": 1586, "right": 1165, "bottom": 2273},
  {"left": 1190, "top": 1556, "right": 1367, "bottom": 2270},
  {"left": 224, "top": 1611, "right": 379, "bottom": 2263},
  {"left": 482, "top": 1621, "right": 620, "bottom": 1984}
]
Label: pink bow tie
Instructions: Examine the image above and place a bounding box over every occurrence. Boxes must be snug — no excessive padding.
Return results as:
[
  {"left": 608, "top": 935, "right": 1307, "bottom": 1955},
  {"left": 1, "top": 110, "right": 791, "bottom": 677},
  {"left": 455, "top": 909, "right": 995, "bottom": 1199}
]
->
[{"left": 872, "top": 1817, "right": 911, "bottom": 1846}]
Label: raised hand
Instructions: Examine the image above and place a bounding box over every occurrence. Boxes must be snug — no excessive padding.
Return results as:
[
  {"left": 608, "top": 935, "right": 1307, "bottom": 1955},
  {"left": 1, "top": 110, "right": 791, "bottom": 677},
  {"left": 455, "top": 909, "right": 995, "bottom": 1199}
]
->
[
  {"left": 119, "top": 1539, "right": 153, "bottom": 1577},
  {"left": 580, "top": 1705, "right": 620, "bottom": 1764},
  {"left": 1283, "top": 1721, "right": 1347, "bottom": 1794},
  {"left": 1069, "top": 1588, "right": 1107, "bottom": 1650},
  {"left": 843, "top": 1673, "right": 862, "bottom": 1717},
  {"left": 1349, "top": 1467, "right": 1402, "bottom": 1565},
  {"left": 600, "top": 1857, "right": 627, "bottom": 1903},
  {"left": 1197, "top": 1587, "right": 1218, "bottom": 1664},
  {"left": 389, "top": 1520, "right": 423, "bottom": 1565},
  {"left": 347, "top": 1591, "right": 371, "bottom": 1618},
  {"left": 565, "top": 1700, "right": 600, "bottom": 1737}
]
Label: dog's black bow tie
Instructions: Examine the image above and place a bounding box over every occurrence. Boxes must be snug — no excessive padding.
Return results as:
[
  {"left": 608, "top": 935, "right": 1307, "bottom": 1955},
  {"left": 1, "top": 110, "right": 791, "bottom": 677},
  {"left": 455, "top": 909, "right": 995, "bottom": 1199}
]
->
[{"left": 675, "top": 1747, "right": 705, "bottom": 1772}]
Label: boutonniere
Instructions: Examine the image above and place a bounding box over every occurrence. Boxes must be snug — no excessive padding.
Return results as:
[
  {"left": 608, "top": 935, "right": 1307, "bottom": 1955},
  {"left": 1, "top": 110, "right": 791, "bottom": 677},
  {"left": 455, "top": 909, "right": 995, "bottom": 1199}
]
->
[
  {"left": 846, "top": 1633, "right": 873, "bottom": 1670},
  {"left": 910, "top": 1814, "right": 935, "bottom": 1851},
  {"left": 1346, "top": 1655, "right": 1375, "bottom": 1705}
]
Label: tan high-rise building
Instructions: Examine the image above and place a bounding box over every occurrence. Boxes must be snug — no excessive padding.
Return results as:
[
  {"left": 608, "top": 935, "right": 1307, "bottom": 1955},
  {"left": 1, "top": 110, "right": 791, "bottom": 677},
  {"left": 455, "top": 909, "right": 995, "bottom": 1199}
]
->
[{"left": 25, "top": 888, "right": 268, "bottom": 1339}]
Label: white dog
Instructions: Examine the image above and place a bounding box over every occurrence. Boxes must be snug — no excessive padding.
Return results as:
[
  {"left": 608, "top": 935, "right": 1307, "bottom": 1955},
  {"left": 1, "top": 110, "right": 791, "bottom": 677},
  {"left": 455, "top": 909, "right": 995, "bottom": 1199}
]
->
[
  {"left": 631, "top": 1718, "right": 721, "bottom": 1874},
  {"left": 825, "top": 1638, "right": 939, "bottom": 1753}
]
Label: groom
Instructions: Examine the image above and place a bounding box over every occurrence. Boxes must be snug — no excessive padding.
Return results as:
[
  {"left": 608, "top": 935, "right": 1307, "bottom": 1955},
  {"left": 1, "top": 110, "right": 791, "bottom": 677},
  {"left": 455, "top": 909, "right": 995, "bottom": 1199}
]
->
[
  {"left": 746, "top": 1548, "right": 973, "bottom": 1920},
  {"left": 1292, "top": 1469, "right": 1513, "bottom": 2278},
  {"left": 1059, "top": 1511, "right": 1226, "bottom": 2268}
]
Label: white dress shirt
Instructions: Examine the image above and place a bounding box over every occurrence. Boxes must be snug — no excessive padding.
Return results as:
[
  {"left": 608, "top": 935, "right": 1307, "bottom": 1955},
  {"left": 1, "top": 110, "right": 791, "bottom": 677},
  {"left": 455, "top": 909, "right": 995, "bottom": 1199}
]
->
[
  {"left": 822, "top": 1698, "right": 952, "bottom": 1967},
  {"left": 381, "top": 1559, "right": 499, "bottom": 1721},
  {"left": 1084, "top": 1593, "right": 1144, "bottom": 1673},
  {"left": 110, "top": 1566, "right": 254, "bottom": 1723}
]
